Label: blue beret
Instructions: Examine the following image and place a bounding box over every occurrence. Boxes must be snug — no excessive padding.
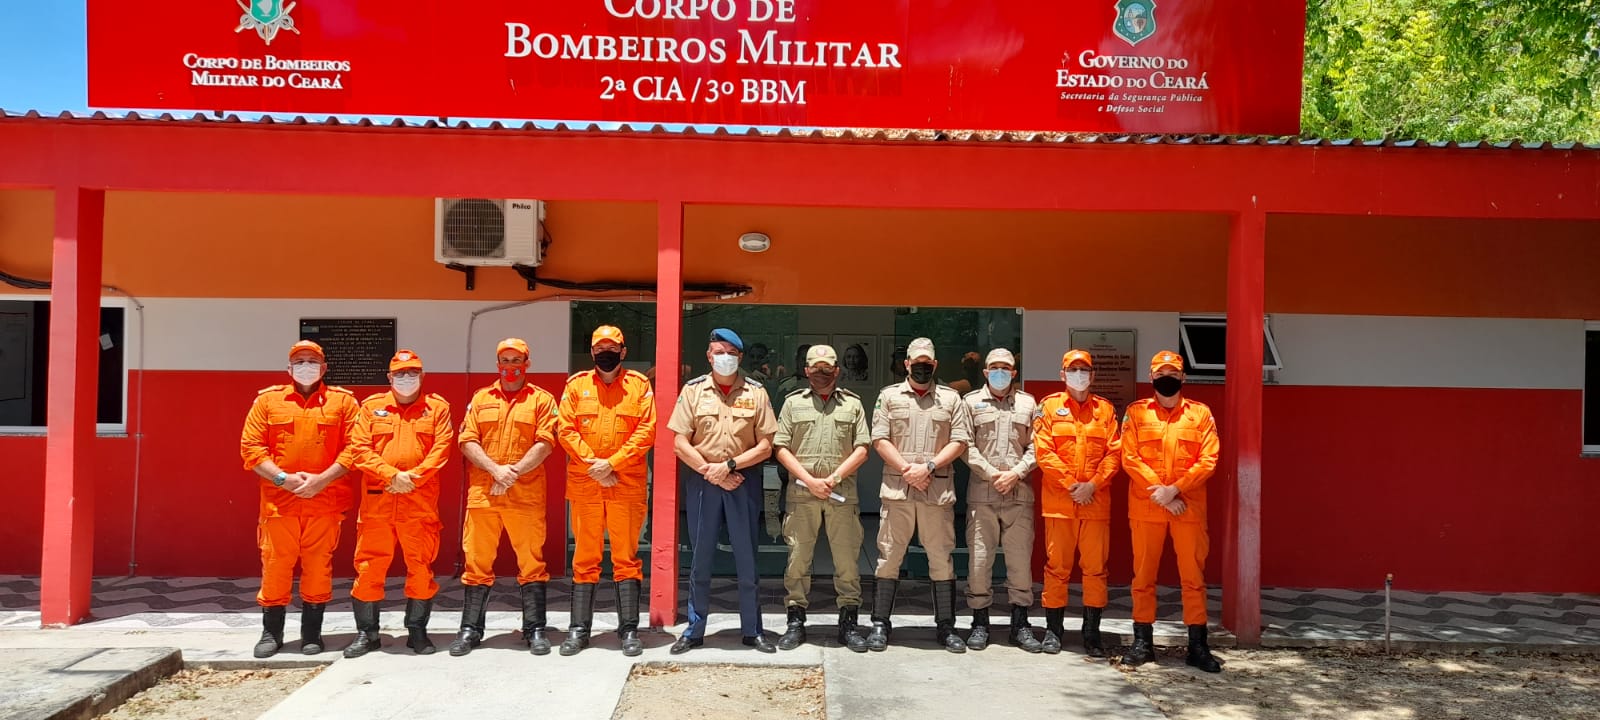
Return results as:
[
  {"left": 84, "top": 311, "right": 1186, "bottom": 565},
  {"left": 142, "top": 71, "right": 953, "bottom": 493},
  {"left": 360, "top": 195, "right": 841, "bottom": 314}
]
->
[{"left": 709, "top": 328, "right": 744, "bottom": 352}]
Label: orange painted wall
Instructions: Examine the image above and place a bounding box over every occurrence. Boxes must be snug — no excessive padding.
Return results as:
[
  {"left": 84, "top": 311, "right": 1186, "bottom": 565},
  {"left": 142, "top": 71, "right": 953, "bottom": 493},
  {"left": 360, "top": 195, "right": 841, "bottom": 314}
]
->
[{"left": 3, "top": 191, "right": 1597, "bottom": 318}]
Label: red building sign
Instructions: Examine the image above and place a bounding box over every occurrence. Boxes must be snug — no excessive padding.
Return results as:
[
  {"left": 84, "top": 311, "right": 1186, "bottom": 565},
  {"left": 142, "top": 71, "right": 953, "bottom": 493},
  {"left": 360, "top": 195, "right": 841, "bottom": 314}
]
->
[{"left": 89, "top": 0, "right": 1305, "bottom": 134}]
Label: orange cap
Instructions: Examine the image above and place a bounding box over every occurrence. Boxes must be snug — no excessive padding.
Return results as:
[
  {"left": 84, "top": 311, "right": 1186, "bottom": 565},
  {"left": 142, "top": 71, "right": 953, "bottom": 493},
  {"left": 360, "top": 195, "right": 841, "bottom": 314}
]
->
[
  {"left": 496, "top": 338, "right": 530, "bottom": 358},
  {"left": 591, "top": 325, "right": 625, "bottom": 347},
  {"left": 389, "top": 349, "right": 423, "bottom": 372},
  {"left": 1062, "top": 349, "right": 1093, "bottom": 368},
  {"left": 288, "top": 340, "right": 325, "bottom": 362},
  {"left": 1150, "top": 350, "right": 1184, "bottom": 373}
]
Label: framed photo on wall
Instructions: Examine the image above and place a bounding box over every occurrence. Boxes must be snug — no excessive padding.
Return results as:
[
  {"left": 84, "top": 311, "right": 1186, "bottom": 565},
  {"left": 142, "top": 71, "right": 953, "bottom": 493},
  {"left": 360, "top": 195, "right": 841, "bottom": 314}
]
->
[{"left": 833, "top": 334, "right": 876, "bottom": 390}]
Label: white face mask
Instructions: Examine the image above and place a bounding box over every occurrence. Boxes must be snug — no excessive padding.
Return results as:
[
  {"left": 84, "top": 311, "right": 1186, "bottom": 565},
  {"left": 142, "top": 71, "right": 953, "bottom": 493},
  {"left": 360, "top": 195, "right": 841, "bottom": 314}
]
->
[
  {"left": 392, "top": 375, "right": 421, "bottom": 396},
  {"left": 1065, "top": 369, "right": 1092, "bottom": 392},
  {"left": 290, "top": 362, "right": 323, "bottom": 386},
  {"left": 711, "top": 352, "right": 740, "bottom": 377}
]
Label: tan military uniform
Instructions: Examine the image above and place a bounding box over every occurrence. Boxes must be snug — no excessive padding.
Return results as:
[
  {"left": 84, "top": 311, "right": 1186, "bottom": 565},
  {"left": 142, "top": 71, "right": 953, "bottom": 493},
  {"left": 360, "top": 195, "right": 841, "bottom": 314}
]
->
[
  {"left": 665, "top": 372, "right": 778, "bottom": 638},
  {"left": 775, "top": 387, "right": 870, "bottom": 608},
  {"left": 962, "top": 386, "right": 1039, "bottom": 610},
  {"left": 870, "top": 381, "right": 973, "bottom": 582}
]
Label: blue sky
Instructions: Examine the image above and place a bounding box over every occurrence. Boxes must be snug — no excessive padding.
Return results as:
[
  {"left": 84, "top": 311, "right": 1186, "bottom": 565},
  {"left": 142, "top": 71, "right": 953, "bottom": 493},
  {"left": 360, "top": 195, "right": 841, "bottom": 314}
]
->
[{"left": 0, "top": 4, "right": 89, "bottom": 113}]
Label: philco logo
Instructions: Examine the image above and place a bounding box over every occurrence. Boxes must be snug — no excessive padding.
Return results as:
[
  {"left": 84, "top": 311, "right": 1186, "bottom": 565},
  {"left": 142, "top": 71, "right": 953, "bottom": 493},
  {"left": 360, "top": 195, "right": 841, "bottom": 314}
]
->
[
  {"left": 1112, "top": 0, "right": 1156, "bottom": 47},
  {"left": 235, "top": 0, "right": 300, "bottom": 46}
]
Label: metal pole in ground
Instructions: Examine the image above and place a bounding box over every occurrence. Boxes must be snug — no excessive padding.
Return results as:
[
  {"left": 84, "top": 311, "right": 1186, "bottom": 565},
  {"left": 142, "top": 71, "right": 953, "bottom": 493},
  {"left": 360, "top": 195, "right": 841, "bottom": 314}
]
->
[{"left": 1384, "top": 573, "right": 1393, "bottom": 655}]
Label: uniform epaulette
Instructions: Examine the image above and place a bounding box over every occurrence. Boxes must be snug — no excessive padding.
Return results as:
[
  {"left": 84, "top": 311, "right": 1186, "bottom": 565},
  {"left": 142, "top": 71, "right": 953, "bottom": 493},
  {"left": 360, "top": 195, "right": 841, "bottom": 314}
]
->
[
  {"left": 257, "top": 384, "right": 288, "bottom": 395},
  {"left": 785, "top": 387, "right": 808, "bottom": 398},
  {"left": 837, "top": 387, "right": 860, "bottom": 399},
  {"left": 361, "top": 392, "right": 389, "bottom": 405},
  {"left": 962, "top": 388, "right": 985, "bottom": 399},
  {"left": 744, "top": 376, "right": 762, "bottom": 386},
  {"left": 327, "top": 385, "right": 354, "bottom": 395},
  {"left": 1041, "top": 390, "right": 1069, "bottom": 403},
  {"left": 1014, "top": 388, "right": 1036, "bottom": 401},
  {"left": 685, "top": 374, "right": 709, "bottom": 386},
  {"left": 624, "top": 369, "right": 650, "bottom": 382},
  {"left": 566, "top": 369, "right": 590, "bottom": 382},
  {"left": 428, "top": 392, "right": 449, "bottom": 405}
]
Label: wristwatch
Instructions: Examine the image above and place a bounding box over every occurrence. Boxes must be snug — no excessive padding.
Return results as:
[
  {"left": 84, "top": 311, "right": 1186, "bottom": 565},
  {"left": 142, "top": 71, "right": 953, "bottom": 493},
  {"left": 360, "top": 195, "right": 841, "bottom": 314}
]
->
[
  {"left": 272, "top": 471, "right": 288, "bottom": 487},
  {"left": 924, "top": 461, "right": 937, "bottom": 474},
  {"left": 725, "top": 459, "right": 738, "bottom": 472}
]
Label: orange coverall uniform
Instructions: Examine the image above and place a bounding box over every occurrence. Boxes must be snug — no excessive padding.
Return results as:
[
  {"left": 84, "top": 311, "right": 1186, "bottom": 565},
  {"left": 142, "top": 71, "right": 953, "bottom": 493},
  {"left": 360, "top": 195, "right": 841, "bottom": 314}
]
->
[
  {"left": 1121, "top": 397, "right": 1220, "bottom": 626},
  {"left": 557, "top": 369, "right": 657, "bottom": 584},
  {"left": 349, "top": 391, "right": 454, "bottom": 603},
  {"left": 1034, "top": 392, "right": 1121, "bottom": 610},
  {"left": 457, "top": 382, "right": 559, "bottom": 587},
  {"left": 239, "top": 384, "right": 361, "bottom": 607}
]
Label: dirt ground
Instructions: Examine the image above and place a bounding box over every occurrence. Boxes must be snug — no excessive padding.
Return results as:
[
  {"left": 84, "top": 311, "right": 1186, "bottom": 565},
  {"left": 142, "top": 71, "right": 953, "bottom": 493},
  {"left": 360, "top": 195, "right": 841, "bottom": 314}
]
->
[
  {"left": 1121, "top": 647, "right": 1600, "bottom": 720},
  {"left": 611, "top": 663, "right": 825, "bottom": 719},
  {"left": 99, "top": 667, "right": 322, "bottom": 720}
]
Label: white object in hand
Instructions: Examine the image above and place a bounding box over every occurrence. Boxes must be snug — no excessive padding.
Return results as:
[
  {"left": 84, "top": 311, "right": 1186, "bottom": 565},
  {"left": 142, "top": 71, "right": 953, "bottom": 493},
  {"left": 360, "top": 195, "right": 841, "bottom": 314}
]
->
[{"left": 795, "top": 478, "right": 846, "bottom": 503}]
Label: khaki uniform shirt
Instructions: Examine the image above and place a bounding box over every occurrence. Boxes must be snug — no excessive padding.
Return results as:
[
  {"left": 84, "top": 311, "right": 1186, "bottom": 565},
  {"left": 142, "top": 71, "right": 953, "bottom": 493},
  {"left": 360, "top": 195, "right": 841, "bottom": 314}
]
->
[
  {"left": 871, "top": 381, "right": 973, "bottom": 506},
  {"left": 962, "top": 386, "right": 1039, "bottom": 505},
  {"left": 774, "top": 387, "right": 870, "bottom": 504},
  {"left": 666, "top": 372, "right": 779, "bottom": 463}
]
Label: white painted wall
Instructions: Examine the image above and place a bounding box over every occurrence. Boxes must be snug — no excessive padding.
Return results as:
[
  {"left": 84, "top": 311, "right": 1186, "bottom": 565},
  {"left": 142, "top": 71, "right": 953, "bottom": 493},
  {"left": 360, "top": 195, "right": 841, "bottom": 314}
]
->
[
  {"left": 1271, "top": 314, "right": 1585, "bottom": 389},
  {"left": 140, "top": 298, "right": 571, "bottom": 373}
]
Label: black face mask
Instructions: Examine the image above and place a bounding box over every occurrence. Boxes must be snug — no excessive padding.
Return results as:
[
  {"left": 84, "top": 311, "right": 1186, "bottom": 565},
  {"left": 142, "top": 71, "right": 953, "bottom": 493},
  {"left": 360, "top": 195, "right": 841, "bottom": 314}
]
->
[
  {"left": 1152, "top": 375, "right": 1183, "bottom": 397},
  {"left": 909, "top": 363, "right": 936, "bottom": 384},
  {"left": 594, "top": 350, "right": 622, "bottom": 372}
]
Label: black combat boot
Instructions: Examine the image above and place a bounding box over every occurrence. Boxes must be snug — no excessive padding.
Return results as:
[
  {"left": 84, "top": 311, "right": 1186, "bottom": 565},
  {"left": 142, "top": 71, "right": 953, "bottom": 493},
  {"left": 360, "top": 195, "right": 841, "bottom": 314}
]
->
[
  {"left": 1122, "top": 622, "right": 1157, "bottom": 666},
  {"left": 560, "top": 583, "right": 595, "bottom": 656},
  {"left": 342, "top": 600, "right": 382, "bottom": 658},
  {"left": 1185, "top": 624, "right": 1222, "bottom": 673},
  {"left": 617, "top": 580, "right": 643, "bottom": 657},
  {"left": 521, "top": 582, "right": 552, "bottom": 655},
  {"left": 1010, "top": 605, "right": 1043, "bottom": 653},
  {"left": 837, "top": 606, "right": 868, "bottom": 653},
  {"left": 448, "top": 584, "right": 490, "bottom": 656},
  {"left": 404, "top": 598, "right": 435, "bottom": 655},
  {"left": 966, "top": 607, "right": 990, "bottom": 651},
  {"left": 253, "top": 606, "right": 286, "bottom": 658},
  {"left": 1042, "top": 607, "right": 1064, "bottom": 654},
  {"left": 866, "top": 579, "right": 897, "bottom": 652},
  {"left": 1082, "top": 606, "right": 1106, "bottom": 658},
  {"left": 778, "top": 606, "right": 808, "bottom": 650},
  {"left": 299, "top": 602, "right": 327, "bottom": 655},
  {"left": 932, "top": 580, "right": 966, "bottom": 654}
]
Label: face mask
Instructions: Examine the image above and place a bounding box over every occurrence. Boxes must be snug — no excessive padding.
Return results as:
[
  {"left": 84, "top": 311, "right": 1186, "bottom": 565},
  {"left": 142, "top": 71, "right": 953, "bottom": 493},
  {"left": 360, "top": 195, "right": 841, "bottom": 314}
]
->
[
  {"left": 711, "top": 353, "right": 740, "bottom": 377},
  {"left": 808, "top": 366, "right": 837, "bottom": 391},
  {"left": 499, "top": 366, "right": 525, "bottom": 384},
  {"left": 593, "top": 350, "right": 622, "bottom": 372},
  {"left": 909, "top": 363, "right": 935, "bottom": 384},
  {"left": 290, "top": 362, "right": 322, "bottom": 386},
  {"left": 986, "top": 369, "right": 1012, "bottom": 390},
  {"left": 1065, "top": 369, "right": 1092, "bottom": 392},
  {"left": 392, "top": 375, "right": 421, "bottom": 396},
  {"left": 1152, "top": 375, "right": 1184, "bottom": 397}
]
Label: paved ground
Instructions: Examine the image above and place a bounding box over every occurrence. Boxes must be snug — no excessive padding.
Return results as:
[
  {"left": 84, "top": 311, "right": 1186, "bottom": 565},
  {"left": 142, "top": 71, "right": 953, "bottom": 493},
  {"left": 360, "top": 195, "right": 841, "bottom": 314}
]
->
[{"left": 0, "top": 575, "right": 1596, "bottom": 718}]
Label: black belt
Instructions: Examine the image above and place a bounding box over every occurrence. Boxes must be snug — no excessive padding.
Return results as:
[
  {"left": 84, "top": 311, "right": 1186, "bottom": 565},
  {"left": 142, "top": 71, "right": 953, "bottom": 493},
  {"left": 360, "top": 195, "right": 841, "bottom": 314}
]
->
[{"left": 367, "top": 490, "right": 384, "bottom": 495}]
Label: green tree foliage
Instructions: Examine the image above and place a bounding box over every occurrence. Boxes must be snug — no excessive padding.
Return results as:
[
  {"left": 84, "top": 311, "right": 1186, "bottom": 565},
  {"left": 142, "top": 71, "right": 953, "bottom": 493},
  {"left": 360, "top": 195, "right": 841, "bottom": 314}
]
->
[{"left": 1301, "top": 0, "right": 1600, "bottom": 142}]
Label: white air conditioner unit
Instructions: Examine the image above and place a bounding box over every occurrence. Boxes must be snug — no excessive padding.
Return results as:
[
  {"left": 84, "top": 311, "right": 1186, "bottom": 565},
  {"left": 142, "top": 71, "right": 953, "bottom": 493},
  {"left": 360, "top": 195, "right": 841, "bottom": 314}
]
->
[{"left": 434, "top": 198, "right": 545, "bottom": 266}]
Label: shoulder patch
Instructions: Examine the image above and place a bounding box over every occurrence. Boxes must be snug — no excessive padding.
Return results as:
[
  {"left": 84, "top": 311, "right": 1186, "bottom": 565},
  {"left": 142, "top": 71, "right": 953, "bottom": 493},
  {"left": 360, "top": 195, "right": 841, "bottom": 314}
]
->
[{"left": 257, "top": 384, "right": 287, "bottom": 395}]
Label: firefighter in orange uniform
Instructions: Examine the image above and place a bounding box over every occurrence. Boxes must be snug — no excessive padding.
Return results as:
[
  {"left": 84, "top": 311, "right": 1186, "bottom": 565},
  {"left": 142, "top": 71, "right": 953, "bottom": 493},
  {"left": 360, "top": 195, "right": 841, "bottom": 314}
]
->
[
  {"left": 451, "top": 338, "right": 560, "bottom": 656},
  {"left": 556, "top": 325, "right": 656, "bottom": 657},
  {"left": 1033, "top": 349, "right": 1119, "bottom": 657},
  {"left": 1120, "top": 350, "right": 1222, "bottom": 673},
  {"left": 342, "top": 349, "right": 454, "bottom": 658},
  {"left": 239, "top": 340, "right": 361, "bottom": 658}
]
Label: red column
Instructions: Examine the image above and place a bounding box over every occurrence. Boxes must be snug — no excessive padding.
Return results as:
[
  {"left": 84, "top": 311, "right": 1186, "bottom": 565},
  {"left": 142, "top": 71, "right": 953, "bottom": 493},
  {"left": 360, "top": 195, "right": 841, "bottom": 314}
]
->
[
  {"left": 1221, "top": 208, "right": 1265, "bottom": 645},
  {"left": 649, "top": 200, "right": 684, "bottom": 628},
  {"left": 40, "top": 187, "right": 105, "bottom": 627}
]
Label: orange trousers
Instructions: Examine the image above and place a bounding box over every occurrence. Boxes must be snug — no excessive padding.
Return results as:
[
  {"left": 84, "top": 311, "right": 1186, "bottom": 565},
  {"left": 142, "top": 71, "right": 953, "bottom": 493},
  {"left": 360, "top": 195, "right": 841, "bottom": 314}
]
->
[
  {"left": 570, "top": 499, "right": 647, "bottom": 584},
  {"left": 1131, "top": 520, "right": 1210, "bottom": 626},
  {"left": 352, "top": 516, "right": 442, "bottom": 602},
  {"left": 461, "top": 507, "right": 547, "bottom": 586},
  {"left": 1042, "top": 518, "right": 1110, "bottom": 609},
  {"left": 257, "top": 514, "right": 341, "bottom": 607}
]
